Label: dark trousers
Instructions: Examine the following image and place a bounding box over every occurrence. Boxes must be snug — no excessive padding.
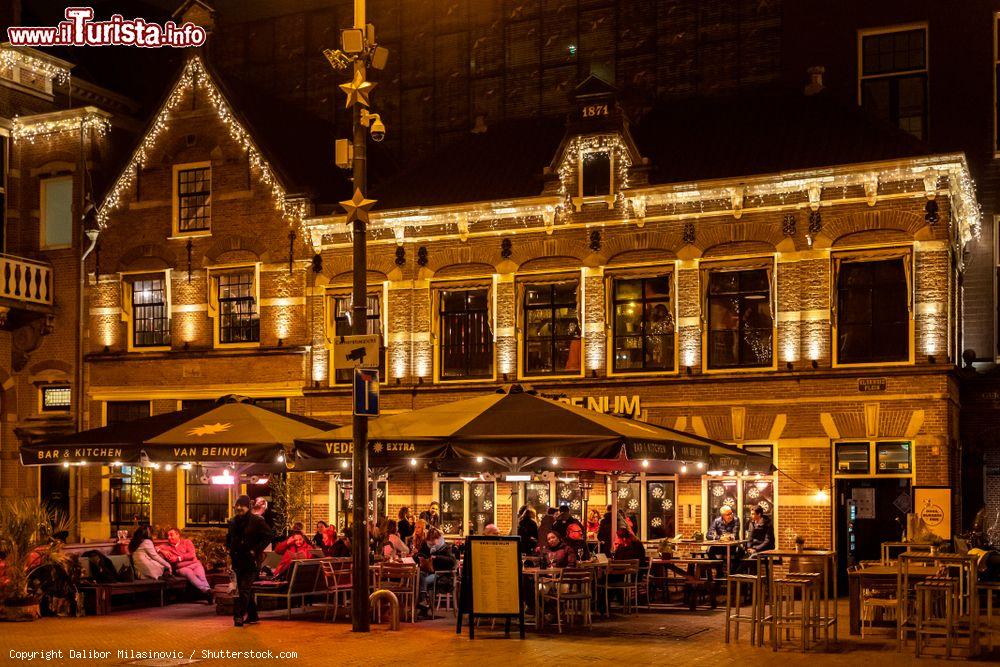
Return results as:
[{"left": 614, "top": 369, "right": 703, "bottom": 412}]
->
[{"left": 233, "top": 563, "right": 258, "bottom": 621}]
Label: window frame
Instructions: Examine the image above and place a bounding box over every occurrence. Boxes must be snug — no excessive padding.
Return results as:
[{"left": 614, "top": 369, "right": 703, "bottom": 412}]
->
[
  {"left": 209, "top": 264, "right": 260, "bottom": 348},
  {"left": 40, "top": 384, "right": 71, "bottom": 412},
  {"left": 832, "top": 250, "right": 914, "bottom": 368},
  {"left": 643, "top": 476, "right": 679, "bottom": 542},
  {"left": 432, "top": 477, "right": 499, "bottom": 537},
  {"left": 520, "top": 280, "right": 583, "bottom": 379},
  {"left": 573, "top": 143, "right": 616, "bottom": 211},
  {"left": 123, "top": 270, "right": 172, "bottom": 352},
  {"left": 104, "top": 400, "right": 152, "bottom": 425},
  {"left": 435, "top": 285, "right": 495, "bottom": 383},
  {"left": 857, "top": 23, "right": 929, "bottom": 140},
  {"left": 832, "top": 439, "right": 915, "bottom": 480},
  {"left": 109, "top": 465, "right": 152, "bottom": 536},
  {"left": 171, "top": 161, "right": 212, "bottom": 237},
  {"left": 608, "top": 271, "right": 678, "bottom": 376},
  {"left": 328, "top": 289, "right": 386, "bottom": 385},
  {"left": 183, "top": 465, "right": 232, "bottom": 527},
  {"left": 702, "top": 262, "right": 777, "bottom": 373},
  {"left": 40, "top": 174, "right": 74, "bottom": 250},
  {"left": 332, "top": 478, "right": 389, "bottom": 530}
]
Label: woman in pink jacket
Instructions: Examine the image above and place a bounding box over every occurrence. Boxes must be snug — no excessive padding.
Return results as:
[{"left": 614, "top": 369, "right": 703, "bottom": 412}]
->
[{"left": 159, "top": 528, "right": 212, "bottom": 600}]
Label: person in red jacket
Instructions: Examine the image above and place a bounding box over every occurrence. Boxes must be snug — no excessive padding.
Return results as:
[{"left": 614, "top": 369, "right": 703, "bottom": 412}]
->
[
  {"left": 158, "top": 528, "right": 212, "bottom": 600},
  {"left": 272, "top": 531, "right": 312, "bottom": 579}
]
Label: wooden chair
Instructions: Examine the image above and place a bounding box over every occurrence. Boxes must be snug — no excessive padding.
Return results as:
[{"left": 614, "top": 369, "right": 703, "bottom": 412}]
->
[
  {"left": 376, "top": 564, "right": 418, "bottom": 623},
  {"left": 725, "top": 573, "right": 761, "bottom": 645},
  {"left": 978, "top": 581, "right": 1000, "bottom": 651},
  {"left": 535, "top": 569, "right": 563, "bottom": 631},
  {"left": 541, "top": 568, "right": 592, "bottom": 632},
  {"left": 431, "top": 567, "right": 459, "bottom": 618},
  {"left": 771, "top": 572, "right": 822, "bottom": 652},
  {"left": 320, "top": 558, "right": 352, "bottom": 622},
  {"left": 601, "top": 560, "right": 639, "bottom": 616}
]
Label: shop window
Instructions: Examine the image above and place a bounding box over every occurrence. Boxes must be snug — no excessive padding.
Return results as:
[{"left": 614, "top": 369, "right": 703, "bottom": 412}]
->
[
  {"left": 836, "top": 257, "right": 909, "bottom": 364},
  {"left": 41, "top": 385, "right": 71, "bottom": 412},
  {"left": 860, "top": 26, "right": 928, "bottom": 139},
  {"left": 525, "top": 481, "right": 551, "bottom": 519},
  {"left": 581, "top": 150, "right": 612, "bottom": 197},
  {"left": 439, "top": 481, "right": 465, "bottom": 535},
  {"left": 185, "top": 466, "right": 229, "bottom": 526},
  {"left": 836, "top": 442, "right": 871, "bottom": 475},
  {"left": 40, "top": 176, "right": 73, "bottom": 249},
  {"left": 614, "top": 480, "right": 641, "bottom": 534},
  {"left": 439, "top": 289, "right": 492, "bottom": 379},
  {"left": 176, "top": 165, "right": 211, "bottom": 232},
  {"left": 524, "top": 282, "right": 581, "bottom": 375},
  {"left": 555, "top": 480, "right": 582, "bottom": 515},
  {"left": 707, "top": 269, "right": 773, "bottom": 369},
  {"left": 106, "top": 401, "right": 150, "bottom": 425},
  {"left": 707, "top": 479, "right": 739, "bottom": 524},
  {"left": 110, "top": 466, "right": 151, "bottom": 535},
  {"left": 645, "top": 480, "right": 676, "bottom": 540},
  {"left": 332, "top": 294, "right": 384, "bottom": 384},
  {"left": 217, "top": 271, "right": 259, "bottom": 344},
  {"left": 335, "top": 480, "right": 387, "bottom": 529},
  {"left": 612, "top": 276, "right": 674, "bottom": 372},
  {"left": 469, "top": 481, "right": 495, "bottom": 535},
  {"left": 131, "top": 276, "right": 170, "bottom": 348},
  {"left": 876, "top": 441, "right": 912, "bottom": 474},
  {"left": 742, "top": 479, "right": 774, "bottom": 525}
]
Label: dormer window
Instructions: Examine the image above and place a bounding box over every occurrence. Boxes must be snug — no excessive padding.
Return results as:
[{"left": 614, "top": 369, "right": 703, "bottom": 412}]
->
[{"left": 581, "top": 150, "right": 612, "bottom": 197}]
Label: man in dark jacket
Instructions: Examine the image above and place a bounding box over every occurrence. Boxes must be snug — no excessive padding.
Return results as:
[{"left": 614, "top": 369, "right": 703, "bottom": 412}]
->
[
  {"left": 745, "top": 505, "right": 775, "bottom": 554},
  {"left": 552, "top": 505, "right": 586, "bottom": 554},
  {"left": 538, "top": 507, "right": 558, "bottom": 543},
  {"left": 226, "top": 494, "right": 273, "bottom": 627}
]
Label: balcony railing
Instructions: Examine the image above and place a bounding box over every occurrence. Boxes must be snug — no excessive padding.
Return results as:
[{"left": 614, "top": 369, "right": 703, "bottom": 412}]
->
[{"left": 0, "top": 254, "right": 53, "bottom": 307}]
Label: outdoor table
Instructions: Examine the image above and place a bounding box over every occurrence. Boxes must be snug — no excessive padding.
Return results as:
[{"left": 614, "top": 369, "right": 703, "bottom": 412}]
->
[
  {"left": 674, "top": 539, "right": 748, "bottom": 575},
  {"left": 880, "top": 541, "right": 933, "bottom": 564},
  {"left": 756, "top": 549, "right": 838, "bottom": 644},
  {"left": 847, "top": 563, "right": 938, "bottom": 635},
  {"left": 650, "top": 557, "right": 723, "bottom": 611}
]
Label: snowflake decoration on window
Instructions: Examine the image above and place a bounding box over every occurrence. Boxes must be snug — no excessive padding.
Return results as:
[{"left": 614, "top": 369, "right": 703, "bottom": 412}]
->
[
  {"left": 759, "top": 501, "right": 771, "bottom": 513},
  {"left": 560, "top": 487, "right": 573, "bottom": 499},
  {"left": 662, "top": 499, "right": 673, "bottom": 511},
  {"left": 442, "top": 523, "right": 453, "bottom": 534},
  {"left": 483, "top": 500, "right": 493, "bottom": 511},
  {"left": 376, "top": 488, "right": 385, "bottom": 498},
  {"left": 537, "top": 493, "right": 548, "bottom": 504},
  {"left": 570, "top": 500, "right": 581, "bottom": 511},
  {"left": 442, "top": 502, "right": 451, "bottom": 513},
  {"left": 651, "top": 517, "right": 662, "bottom": 528},
  {"left": 451, "top": 490, "right": 462, "bottom": 501},
  {"left": 747, "top": 486, "right": 760, "bottom": 499},
  {"left": 651, "top": 486, "right": 664, "bottom": 499},
  {"left": 618, "top": 487, "right": 630, "bottom": 499},
  {"left": 628, "top": 499, "right": 639, "bottom": 511},
  {"left": 711, "top": 486, "right": 725, "bottom": 497},
  {"left": 723, "top": 497, "right": 736, "bottom": 507},
  {"left": 473, "top": 486, "right": 485, "bottom": 497},
  {"left": 477, "top": 514, "right": 485, "bottom": 523}
]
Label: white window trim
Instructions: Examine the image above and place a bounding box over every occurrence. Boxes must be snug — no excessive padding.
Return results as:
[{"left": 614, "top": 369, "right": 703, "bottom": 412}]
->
[
  {"left": 605, "top": 264, "right": 681, "bottom": 378},
  {"left": 171, "top": 161, "right": 212, "bottom": 237},
  {"left": 121, "top": 269, "right": 172, "bottom": 352},
  {"left": 40, "top": 174, "right": 73, "bottom": 250},
  {"left": 326, "top": 284, "right": 386, "bottom": 385},
  {"left": 832, "top": 439, "right": 916, "bottom": 480},
  {"left": 38, "top": 383, "right": 71, "bottom": 413}
]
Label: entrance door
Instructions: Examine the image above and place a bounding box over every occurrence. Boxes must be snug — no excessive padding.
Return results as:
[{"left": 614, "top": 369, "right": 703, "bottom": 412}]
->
[
  {"left": 40, "top": 465, "right": 71, "bottom": 519},
  {"left": 835, "top": 477, "right": 910, "bottom": 586}
]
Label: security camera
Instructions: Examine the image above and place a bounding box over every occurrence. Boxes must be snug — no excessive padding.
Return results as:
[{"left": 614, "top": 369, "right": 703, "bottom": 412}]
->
[{"left": 361, "top": 110, "right": 385, "bottom": 142}]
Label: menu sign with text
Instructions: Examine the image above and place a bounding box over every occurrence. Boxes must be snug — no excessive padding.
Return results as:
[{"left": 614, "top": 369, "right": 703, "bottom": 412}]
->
[{"left": 470, "top": 539, "right": 520, "bottom": 615}]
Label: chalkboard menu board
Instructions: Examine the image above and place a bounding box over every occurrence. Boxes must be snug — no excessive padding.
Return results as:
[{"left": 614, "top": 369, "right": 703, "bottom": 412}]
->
[{"left": 456, "top": 536, "right": 524, "bottom": 639}]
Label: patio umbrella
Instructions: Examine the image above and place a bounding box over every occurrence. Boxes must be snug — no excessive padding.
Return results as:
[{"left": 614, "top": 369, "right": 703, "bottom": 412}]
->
[
  {"left": 19, "top": 403, "right": 218, "bottom": 466},
  {"left": 145, "top": 399, "right": 334, "bottom": 464}
]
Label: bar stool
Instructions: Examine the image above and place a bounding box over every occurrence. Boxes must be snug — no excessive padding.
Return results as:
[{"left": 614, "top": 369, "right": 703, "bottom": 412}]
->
[
  {"left": 915, "top": 577, "right": 958, "bottom": 658},
  {"left": 771, "top": 572, "right": 821, "bottom": 652},
  {"left": 979, "top": 582, "right": 1000, "bottom": 651},
  {"left": 725, "top": 574, "right": 760, "bottom": 645}
]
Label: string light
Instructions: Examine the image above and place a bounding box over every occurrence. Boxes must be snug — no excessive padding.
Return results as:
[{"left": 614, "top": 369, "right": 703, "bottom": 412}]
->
[
  {"left": 96, "top": 56, "right": 307, "bottom": 227},
  {"left": 557, "top": 134, "right": 632, "bottom": 209},
  {"left": 0, "top": 47, "right": 71, "bottom": 86},
  {"left": 12, "top": 108, "right": 110, "bottom": 143}
]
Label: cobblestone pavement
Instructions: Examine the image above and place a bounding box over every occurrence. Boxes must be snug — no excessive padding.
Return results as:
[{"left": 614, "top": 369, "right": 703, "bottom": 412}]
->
[{"left": 2, "top": 599, "right": 995, "bottom": 666}]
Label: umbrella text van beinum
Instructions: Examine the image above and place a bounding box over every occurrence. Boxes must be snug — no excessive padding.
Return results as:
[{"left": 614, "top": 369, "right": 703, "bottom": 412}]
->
[{"left": 172, "top": 446, "right": 249, "bottom": 459}]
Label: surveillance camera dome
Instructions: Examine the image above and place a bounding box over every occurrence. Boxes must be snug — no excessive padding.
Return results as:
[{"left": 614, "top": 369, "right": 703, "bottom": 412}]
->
[{"left": 370, "top": 118, "right": 386, "bottom": 142}]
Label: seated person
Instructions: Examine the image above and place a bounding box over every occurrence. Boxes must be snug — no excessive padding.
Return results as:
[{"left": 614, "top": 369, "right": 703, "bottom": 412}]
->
[
  {"left": 323, "top": 526, "right": 351, "bottom": 558},
  {"left": 158, "top": 527, "right": 212, "bottom": 600},
  {"left": 745, "top": 505, "right": 775, "bottom": 556},
  {"left": 707, "top": 505, "right": 740, "bottom": 540},
  {"left": 416, "top": 528, "right": 456, "bottom": 615},
  {"left": 483, "top": 524, "right": 501, "bottom": 536},
  {"left": 312, "top": 521, "right": 329, "bottom": 548},
  {"left": 128, "top": 526, "right": 172, "bottom": 580},
  {"left": 382, "top": 520, "right": 410, "bottom": 560},
  {"left": 538, "top": 531, "right": 577, "bottom": 569},
  {"left": 271, "top": 531, "right": 312, "bottom": 579},
  {"left": 612, "top": 526, "right": 646, "bottom": 566}
]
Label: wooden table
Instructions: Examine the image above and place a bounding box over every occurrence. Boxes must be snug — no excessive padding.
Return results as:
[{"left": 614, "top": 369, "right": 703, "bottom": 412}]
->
[
  {"left": 674, "top": 539, "right": 748, "bottom": 575},
  {"left": 650, "top": 557, "right": 723, "bottom": 611},
  {"left": 847, "top": 564, "right": 938, "bottom": 635},
  {"left": 756, "top": 549, "right": 838, "bottom": 644},
  {"left": 880, "top": 541, "right": 933, "bottom": 564}
]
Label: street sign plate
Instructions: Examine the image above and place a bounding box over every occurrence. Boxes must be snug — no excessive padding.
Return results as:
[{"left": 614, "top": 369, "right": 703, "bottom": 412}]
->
[
  {"left": 353, "top": 368, "right": 379, "bottom": 417},
  {"left": 334, "top": 334, "right": 381, "bottom": 371}
]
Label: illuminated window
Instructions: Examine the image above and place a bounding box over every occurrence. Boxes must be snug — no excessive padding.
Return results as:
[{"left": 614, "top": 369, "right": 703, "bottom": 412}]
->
[
  {"left": 707, "top": 269, "right": 773, "bottom": 369},
  {"left": 438, "top": 480, "right": 466, "bottom": 536},
  {"left": 217, "top": 271, "right": 258, "bottom": 343},
  {"left": 524, "top": 283, "right": 581, "bottom": 375},
  {"left": 40, "top": 176, "right": 73, "bottom": 249},
  {"left": 876, "top": 442, "right": 911, "bottom": 474},
  {"left": 525, "top": 481, "right": 551, "bottom": 519},
  {"left": 131, "top": 276, "right": 170, "bottom": 347},
  {"left": 41, "top": 385, "right": 71, "bottom": 412},
  {"left": 581, "top": 150, "right": 611, "bottom": 197},
  {"left": 332, "top": 294, "right": 384, "bottom": 384},
  {"left": 176, "top": 166, "right": 211, "bottom": 232},
  {"left": 836, "top": 258, "right": 908, "bottom": 364},
  {"left": 612, "top": 276, "right": 674, "bottom": 372},
  {"left": 185, "top": 466, "right": 229, "bottom": 526},
  {"left": 469, "top": 481, "right": 495, "bottom": 535},
  {"left": 645, "top": 480, "right": 676, "bottom": 540},
  {"left": 335, "top": 479, "right": 388, "bottom": 529},
  {"left": 836, "top": 442, "right": 871, "bottom": 475},
  {"left": 439, "top": 289, "right": 492, "bottom": 379},
  {"left": 859, "top": 26, "right": 928, "bottom": 139},
  {"left": 110, "top": 466, "right": 151, "bottom": 535}
]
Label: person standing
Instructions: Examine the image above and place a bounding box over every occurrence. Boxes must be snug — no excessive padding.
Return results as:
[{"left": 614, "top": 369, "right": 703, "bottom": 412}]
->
[
  {"left": 397, "top": 507, "right": 414, "bottom": 542},
  {"left": 418, "top": 501, "right": 440, "bottom": 528},
  {"left": 226, "top": 494, "right": 273, "bottom": 627}
]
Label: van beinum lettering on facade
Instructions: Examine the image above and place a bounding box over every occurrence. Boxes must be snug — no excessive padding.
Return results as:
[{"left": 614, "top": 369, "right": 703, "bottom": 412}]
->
[{"left": 170, "top": 446, "right": 251, "bottom": 462}]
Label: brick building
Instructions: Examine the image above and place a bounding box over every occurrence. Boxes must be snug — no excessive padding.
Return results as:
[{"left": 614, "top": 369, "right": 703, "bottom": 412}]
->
[{"left": 1, "top": 0, "right": 995, "bottom": 576}]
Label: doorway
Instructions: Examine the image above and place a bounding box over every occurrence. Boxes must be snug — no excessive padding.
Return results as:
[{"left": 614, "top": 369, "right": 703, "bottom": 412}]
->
[
  {"left": 39, "top": 465, "right": 71, "bottom": 520},
  {"left": 835, "top": 477, "right": 910, "bottom": 587}
]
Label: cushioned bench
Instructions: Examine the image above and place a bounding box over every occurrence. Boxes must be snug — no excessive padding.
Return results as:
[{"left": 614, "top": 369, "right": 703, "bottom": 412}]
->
[{"left": 77, "top": 554, "right": 187, "bottom": 615}]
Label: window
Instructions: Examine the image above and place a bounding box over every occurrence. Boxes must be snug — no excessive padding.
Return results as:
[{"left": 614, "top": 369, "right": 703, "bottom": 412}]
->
[
  {"left": 836, "top": 257, "right": 909, "bottom": 364},
  {"left": 439, "top": 289, "right": 492, "bottom": 379},
  {"left": 439, "top": 481, "right": 465, "bottom": 535},
  {"left": 614, "top": 480, "right": 641, "bottom": 533},
  {"left": 181, "top": 399, "right": 216, "bottom": 411},
  {"left": 581, "top": 150, "right": 612, "bottom": 197},
  {"left": 555, "top": 480, "right": 582, "bottom": 515},
  {"left": 836, "top": 442, "right": 872, "bottom": 475},
  {"left": 876, "top": 442, "right": 911, "bottom": 474},
  {"left": 612, "top": 276, "right": 674, "bottom": 372},
  {"left": 41, "top": 385, "right": 71, "bottom": 412},
  {"left": 996, "top": 14, "right": 1000, "bottom": 154},
  {"left": 524, "top": 282, "right": 581, "bottom": 375},
  {"left": 251, "top": 397, "right": 287, "bottom": 412},
  {"left": 40, "top": 176, "right": 73, "bottom": 249},
  {"left": 742, "top": 478, "right": 774, "bottom": 526},
  {"left": 469, "top": 481, "right": 495, "bottom": 535},
  {"left": 106, "top": 401, "right": 150, "bottom": 425},
  {"left": 131, "top": 276, "right": 170, "bottom": 348},
  {"left": 646, "top": 480, "right": 676, "bottom": 540},
  {"left": 185, "top": 466, "right": 230, "bottom": 526},
  {"left": 335, "top": 480, "right": 388, "bottom": 529},
  {"left": 332, "top": 294, "right": 384, "bottom": 384},
  {"left": 217, "top": 271, "right": 259, "bottom": 344},
  {"left": 707, "top": 269, "right": 773, "bottom": 369},
  {"left": 524, "top": 481, "right": 551, "bottom": 519},
  {"left": 176, "top": 166, "right": 211, "bottom": 232},
  {"left": 707, "top": 478, "right": 739, "bottom": 525},
  {"left": 860, "top": 26, "right": 928, "bottom": 139},
  {"left": 110, "top": 466, "right": 151, "bottom": 535},
  {"left": 1, "top": 133, "right": 7, "bottom": 252}
]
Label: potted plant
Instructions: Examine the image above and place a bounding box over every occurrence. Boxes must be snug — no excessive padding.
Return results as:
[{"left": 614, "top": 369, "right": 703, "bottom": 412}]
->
[
  {"left": 0, "top": 500, "right": 71, "bottom": 621},
  {"left": 794, "top": 535, "right": 806, "bottom": 553},
  {"left": 657, "top": 538, "right": 675, "bottom": 559}
]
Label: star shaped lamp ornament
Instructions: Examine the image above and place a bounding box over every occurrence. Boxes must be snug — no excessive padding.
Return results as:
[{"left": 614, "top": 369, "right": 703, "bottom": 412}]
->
[
  {"left": 339, "top": 70, "right": 376, "bottom": 108},
  {"left": 340, "top": 188, "right": 377, "bottom": 224}
]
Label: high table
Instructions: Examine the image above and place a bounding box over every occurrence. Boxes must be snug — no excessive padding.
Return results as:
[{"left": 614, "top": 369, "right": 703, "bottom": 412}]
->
[
  {"left": 650, "top": 557, "right": 723, "bottom": 611},
  {"left": 674, "top": 539, "right": 748, "bottom": 575},
  {"left": 847, "top": 564, "right": 938, "bottom": 635},
  {"left": 756, "top": 549, "right": 838, "bottom": 644}
]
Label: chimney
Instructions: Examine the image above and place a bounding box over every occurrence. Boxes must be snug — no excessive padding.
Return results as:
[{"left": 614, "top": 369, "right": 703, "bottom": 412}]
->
[{"left": 804, "top": 66, "right": 825, "bottom": 96}]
